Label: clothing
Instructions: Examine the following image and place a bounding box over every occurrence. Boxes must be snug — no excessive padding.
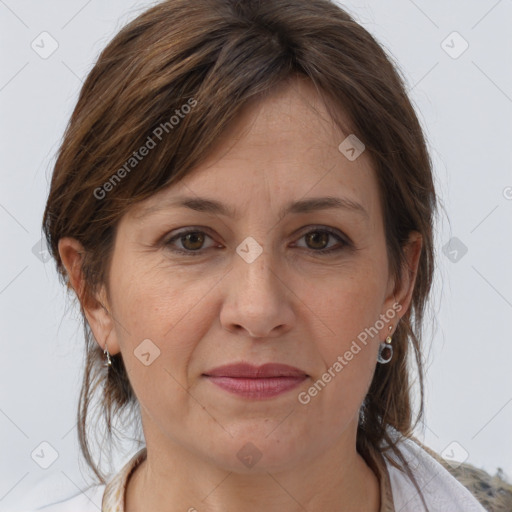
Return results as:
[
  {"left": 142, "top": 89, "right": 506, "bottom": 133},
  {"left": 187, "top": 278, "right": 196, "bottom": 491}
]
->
[{"left": 20, "top": 428, "right": 486, "bottom": 512}]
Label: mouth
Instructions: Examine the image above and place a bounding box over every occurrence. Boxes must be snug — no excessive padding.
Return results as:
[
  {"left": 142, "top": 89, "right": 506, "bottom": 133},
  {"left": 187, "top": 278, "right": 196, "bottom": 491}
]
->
[
  {"left": 202, "top": 362, "right": 308, "bottom": 378},
  {"left": 202, "top": 362, "right": 308, "bottom": 399}
]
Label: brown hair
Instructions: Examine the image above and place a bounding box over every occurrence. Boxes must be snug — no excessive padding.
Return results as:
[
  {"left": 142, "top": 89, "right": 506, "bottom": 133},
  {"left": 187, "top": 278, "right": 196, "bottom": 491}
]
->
[{"left": 43, "top": 0, "right": 438, "bottom": 507}]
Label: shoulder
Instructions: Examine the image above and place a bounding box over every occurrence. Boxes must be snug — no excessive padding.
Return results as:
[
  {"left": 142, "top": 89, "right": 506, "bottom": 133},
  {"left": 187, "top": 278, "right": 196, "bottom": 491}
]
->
[
  {"left": 15, "top": 484, "right": 105, "bottom": 512},
  {"left": 384, "top": 431, "right": 488, "bottom": 512}
]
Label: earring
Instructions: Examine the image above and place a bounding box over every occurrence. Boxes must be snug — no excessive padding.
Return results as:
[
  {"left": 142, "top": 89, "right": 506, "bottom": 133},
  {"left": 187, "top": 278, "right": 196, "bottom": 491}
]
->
[
  {"left": 377, "top": 325, "right": 394, "bottom": 364},
  {"left": 104, "top": 341, "right": 112, "bottom": 367}
]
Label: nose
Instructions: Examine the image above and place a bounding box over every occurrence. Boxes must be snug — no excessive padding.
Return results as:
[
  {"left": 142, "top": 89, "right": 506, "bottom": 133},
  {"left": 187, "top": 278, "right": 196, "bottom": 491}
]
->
[{"left": 219, "top": 245, "right": 295, "bottom": 339}]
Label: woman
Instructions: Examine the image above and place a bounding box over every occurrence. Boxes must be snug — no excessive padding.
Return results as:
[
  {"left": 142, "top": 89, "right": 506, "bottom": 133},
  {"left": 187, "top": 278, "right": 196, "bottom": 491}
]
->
[{"left": 30, "top": 0, "right": 497, "bottom": 510}]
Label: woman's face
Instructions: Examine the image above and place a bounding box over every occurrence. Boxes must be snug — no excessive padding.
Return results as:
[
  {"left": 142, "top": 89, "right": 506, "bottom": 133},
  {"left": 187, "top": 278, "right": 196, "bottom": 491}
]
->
[{"left": 69, "top": 77, "right": 420, "bottom": 473}]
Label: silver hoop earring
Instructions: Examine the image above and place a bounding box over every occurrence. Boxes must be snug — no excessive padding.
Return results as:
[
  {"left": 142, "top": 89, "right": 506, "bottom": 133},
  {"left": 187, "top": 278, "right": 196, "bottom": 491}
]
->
[
  {"left": 104, "top": 341, "right": 112, "bottom": 367},
  {"left": 377, "top": 325, "right": 393, "bottom": 364}
]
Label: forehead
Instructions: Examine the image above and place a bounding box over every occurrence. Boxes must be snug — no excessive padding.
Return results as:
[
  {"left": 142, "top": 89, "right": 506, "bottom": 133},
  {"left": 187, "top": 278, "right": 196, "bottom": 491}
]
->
[{"left": 130, "top": 77, "right": 381, "bottom": 225}]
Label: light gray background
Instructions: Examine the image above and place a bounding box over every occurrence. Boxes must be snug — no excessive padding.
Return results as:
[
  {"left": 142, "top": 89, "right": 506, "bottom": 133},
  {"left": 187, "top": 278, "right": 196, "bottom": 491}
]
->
[{"left": 1, "top": 0, "right": 511, "bottom": 509}]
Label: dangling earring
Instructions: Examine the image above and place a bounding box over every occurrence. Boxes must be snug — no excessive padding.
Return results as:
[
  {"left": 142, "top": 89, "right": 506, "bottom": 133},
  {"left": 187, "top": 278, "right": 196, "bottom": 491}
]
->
[
  {"left": 100, "top": 303, "right": 113, "bottom": 367},
  {"left": 377, "top": 325, "right": 394, "bottom": 364},
  {"left": 104, "top": 341, "right": 112, "bottom": 367}
]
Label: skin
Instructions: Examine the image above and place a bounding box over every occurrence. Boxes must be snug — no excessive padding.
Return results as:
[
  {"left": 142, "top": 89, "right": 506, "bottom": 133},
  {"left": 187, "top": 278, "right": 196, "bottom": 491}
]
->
[{"left": 59, "top": 76, "right": 422, "bottom": 512}]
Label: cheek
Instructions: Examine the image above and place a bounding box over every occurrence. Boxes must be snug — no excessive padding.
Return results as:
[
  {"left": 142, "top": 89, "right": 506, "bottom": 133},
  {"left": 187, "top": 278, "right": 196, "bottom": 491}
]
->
[
  {"left": 301, "top": 260, "right": 386, "bottom": 340},
  {"left": 110, "top": 263, "right": 216, "bottom": 386},
  {"left": 298, "top": 263, "right": 385, "bottom": 401},
  {"left": 113, "top": 282, "right": 206, "bottom": 420},
  {"left": 112, "top": 257, "right": 204, "bottom": 335}
]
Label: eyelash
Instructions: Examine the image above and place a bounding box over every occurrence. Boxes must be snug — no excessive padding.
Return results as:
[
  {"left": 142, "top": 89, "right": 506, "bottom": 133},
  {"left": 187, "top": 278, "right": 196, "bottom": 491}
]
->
[{"left": 163, "top": 226, "right": 351, "bottom": 256}]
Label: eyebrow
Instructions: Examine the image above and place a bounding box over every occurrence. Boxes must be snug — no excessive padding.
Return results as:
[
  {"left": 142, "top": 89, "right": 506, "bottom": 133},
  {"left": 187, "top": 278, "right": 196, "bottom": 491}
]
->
[{"left": 135, "top": 195, "right": 369, "bottom": 222}]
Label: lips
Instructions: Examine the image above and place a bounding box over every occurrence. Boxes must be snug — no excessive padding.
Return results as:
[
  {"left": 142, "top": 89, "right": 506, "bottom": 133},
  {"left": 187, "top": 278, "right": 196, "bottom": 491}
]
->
[
  {"left": 202, "top": 363, "right": 309, "bottom": 399},
  {"left": 203, "top": 362, "right": 308, "bottom": 378}
]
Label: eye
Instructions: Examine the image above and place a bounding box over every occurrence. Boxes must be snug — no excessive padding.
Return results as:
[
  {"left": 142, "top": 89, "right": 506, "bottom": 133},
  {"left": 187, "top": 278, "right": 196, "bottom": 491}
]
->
[
  {"left": 164, "top": 229, "right": 217, "bottom": 255},
  {"left": 163, "top": 226, "right": 350, "bottom": 256},
  {"left": 294, "top": 227, "right": 349, "bottom": 254}
]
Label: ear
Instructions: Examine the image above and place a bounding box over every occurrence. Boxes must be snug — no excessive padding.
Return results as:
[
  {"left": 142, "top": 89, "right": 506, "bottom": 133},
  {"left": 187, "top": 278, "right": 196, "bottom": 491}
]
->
[
  {"left": 58, "top": 237, "right": 120, "bottom": 356},
  {"left": 382, "top": 231, "right": 423, "bottom": 326}
]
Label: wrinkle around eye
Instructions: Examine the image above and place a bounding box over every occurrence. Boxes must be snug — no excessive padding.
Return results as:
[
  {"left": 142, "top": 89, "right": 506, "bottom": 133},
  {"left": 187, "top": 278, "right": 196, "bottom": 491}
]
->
[{"left": 160, "top": 227, "right": 360, "bottom": 258}]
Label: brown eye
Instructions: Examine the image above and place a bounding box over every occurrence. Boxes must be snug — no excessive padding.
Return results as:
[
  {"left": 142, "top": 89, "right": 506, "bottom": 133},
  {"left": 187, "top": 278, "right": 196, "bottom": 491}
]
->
[
  {"left": 295, "top": 227, "right": 349, "bottom": 255},
  {"left": 165, "top": 229, "right": 216, "bottom": 255},
  {"left": 304, "top": 231, "right": 330, "bottom": 250},
  {"left": 180, "top": 231, "right": 205, "bottom": 251},
  {"left": 164, "top": 226, "right": 349, "bottom": 257}
]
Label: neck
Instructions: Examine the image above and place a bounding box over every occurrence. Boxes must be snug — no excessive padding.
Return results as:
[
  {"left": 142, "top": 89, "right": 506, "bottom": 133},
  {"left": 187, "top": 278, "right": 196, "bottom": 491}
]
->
[{"left": 125, "top": 436, "right": 380, "bottom": 512}]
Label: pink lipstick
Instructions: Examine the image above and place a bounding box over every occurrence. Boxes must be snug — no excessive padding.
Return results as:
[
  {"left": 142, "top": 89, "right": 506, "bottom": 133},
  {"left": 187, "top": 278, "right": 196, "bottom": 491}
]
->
[{"left": 203, "top": 362, "right": 308, "bottom": 399}]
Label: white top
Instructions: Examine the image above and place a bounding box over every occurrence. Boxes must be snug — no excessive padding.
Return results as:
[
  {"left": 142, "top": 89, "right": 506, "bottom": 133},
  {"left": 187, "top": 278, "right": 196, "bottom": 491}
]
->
[{"left": 16, "top": 430, "right": 486, "bottom": 512}]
